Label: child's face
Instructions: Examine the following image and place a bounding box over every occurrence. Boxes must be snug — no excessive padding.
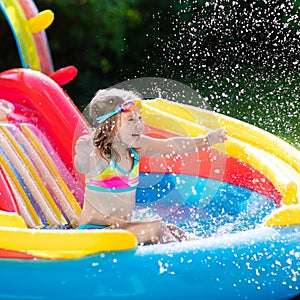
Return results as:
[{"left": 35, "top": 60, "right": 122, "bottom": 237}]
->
[{"left": 117, "top": 107, "right": 144, "bottom": 148}]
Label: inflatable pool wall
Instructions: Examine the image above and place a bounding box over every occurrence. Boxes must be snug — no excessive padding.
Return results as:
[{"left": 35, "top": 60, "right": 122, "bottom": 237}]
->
[
  {"left": 0, "top": 0, "right": 299, "bottom": 299},
  {"left": 0, "top": 68, "right": 299, "bottom": 300}
]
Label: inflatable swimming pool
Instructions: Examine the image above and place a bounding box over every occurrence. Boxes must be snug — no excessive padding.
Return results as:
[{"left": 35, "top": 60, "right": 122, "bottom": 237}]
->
[
  {"left": 0, "top": 68, "right": 299, "bottom": 300},
  {"left": 0, "top": 1, "right": 299, "bottom": 299}
]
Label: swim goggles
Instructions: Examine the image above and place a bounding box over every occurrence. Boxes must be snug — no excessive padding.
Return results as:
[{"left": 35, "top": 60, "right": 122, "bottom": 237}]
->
[{"left": 94, "top": 100, "right": 142, "bottom": 125}]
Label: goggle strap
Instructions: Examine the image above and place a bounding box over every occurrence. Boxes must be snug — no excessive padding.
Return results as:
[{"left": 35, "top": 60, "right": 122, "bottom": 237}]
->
[{"left": 94, "top": 100, "right": 142, "bottom": 125}]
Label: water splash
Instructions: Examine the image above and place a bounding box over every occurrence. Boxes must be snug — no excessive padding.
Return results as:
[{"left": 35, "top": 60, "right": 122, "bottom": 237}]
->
[{"left": 140, "top": 0, "right": 300, "bottom": 148}]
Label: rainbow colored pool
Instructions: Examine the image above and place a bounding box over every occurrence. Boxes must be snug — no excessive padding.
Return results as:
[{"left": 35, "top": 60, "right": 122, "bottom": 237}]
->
[
  {"left": 0, "top": 0, "right": 299, "bottom": 299},
  {"left": 0, "top": 68, "right": 299, "bottom": 300}
]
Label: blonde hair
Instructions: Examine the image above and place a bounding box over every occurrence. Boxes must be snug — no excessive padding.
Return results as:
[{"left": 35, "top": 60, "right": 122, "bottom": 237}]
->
[{"left": 89, "top": 88, "right": 142, "bottom": 160}]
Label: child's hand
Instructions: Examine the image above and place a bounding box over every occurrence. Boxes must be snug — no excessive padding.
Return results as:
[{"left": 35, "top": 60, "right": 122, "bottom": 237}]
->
[
  {"left": 207, "top": 128, "right": 227, "bottom": 145},
  {"left": 75, "top": 133, "right": 94, "bottom": 157}
]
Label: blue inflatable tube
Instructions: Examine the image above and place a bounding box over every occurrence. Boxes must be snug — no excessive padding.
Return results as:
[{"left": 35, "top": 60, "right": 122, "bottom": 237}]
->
[
  {"left": 0, "top": 174, "right": 299, "bottom": 300},
  {"left": 0, "top": 225, "right": 299, "bottom": 300}
]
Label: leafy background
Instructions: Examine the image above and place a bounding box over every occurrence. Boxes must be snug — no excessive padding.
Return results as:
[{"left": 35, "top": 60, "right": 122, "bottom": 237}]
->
[{"left": 0, "top": 0, "right": 299, "bottom": 148}]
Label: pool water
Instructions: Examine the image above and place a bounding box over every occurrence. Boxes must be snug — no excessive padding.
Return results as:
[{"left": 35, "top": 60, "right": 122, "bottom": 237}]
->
[{"left": 136, "top": 173, "right": 277, "bottom": 237}]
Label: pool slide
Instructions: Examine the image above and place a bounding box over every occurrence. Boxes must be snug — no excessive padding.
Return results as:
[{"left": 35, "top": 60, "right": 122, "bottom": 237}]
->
[
  {"left": 0, "top": 67, "right": 299, "bottom": 259},
  {"left": 141, "top": 99, "right": 300, "bottom": 226},
  {"left": 0, "top": 68, "right": 299, "bottom": 300},
  {"left": 0, "top": 68, "right": 137, "bottom": 258}
]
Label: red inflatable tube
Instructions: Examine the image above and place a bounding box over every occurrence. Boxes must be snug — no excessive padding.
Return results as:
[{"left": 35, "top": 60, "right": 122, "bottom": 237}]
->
[
  {"left": 141, "top": 126, "right": 282, "bottom": 206},
  {"left": 0, "top": 248, "right": 36, "bottom": 259},
  {"left": 0, "top": 166, "right": 19, "bottom": 213}
]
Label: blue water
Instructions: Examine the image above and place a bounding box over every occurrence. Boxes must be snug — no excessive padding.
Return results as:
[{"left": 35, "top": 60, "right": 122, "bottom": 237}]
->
[{"left": 136, "top": 173, "right": 277, "bottom": 237}]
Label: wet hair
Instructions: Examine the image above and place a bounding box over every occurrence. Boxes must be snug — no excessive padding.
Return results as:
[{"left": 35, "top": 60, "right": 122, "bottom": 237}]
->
[{"left": 89, "top": 88, "right": 142, "bottom": 161}]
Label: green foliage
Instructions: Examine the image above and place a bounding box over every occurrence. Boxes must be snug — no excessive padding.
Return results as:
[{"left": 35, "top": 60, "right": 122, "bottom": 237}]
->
[
  {"left": 0, "top": 0, "right": 299, "bottom": 147},
  {"left": 36, "top": 0, "right": 146, "bottom": 108}
]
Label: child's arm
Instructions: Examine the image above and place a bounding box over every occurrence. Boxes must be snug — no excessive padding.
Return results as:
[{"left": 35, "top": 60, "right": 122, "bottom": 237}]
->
[{"left": 140, "top": 128, "right": 227, "bottom": 156}]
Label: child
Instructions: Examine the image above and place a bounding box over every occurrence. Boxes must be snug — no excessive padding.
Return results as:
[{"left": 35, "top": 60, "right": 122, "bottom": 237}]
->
[{"left": 74, "top": 88, "right": 227, "bottom": 245}]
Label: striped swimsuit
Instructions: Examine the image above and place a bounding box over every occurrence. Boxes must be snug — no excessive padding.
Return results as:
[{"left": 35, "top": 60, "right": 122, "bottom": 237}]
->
[
  {"left": 85, "top": 148, "right": 139, "bottom": 193},
  {"left": 78, "top": 149, "right": 139, "bottom": 230}
]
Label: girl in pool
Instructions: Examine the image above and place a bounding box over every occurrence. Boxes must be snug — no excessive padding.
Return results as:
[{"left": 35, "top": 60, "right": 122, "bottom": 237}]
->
[{"left": 74, "top": 88, "right": 227, "bottom": 245}]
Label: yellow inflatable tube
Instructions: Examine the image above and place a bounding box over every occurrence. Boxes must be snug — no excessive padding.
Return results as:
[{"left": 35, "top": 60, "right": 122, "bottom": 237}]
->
[
  {"left": 0, "top": 210, "right": 137, "bottom": 259},
  {"left": 145, "top": 99, "right": 300, "bottom": 173},
  {"left": 143, "top": 109, "right": 298, "bottom": 206},
  {"left": 141, "top": 99, "right": 300, "bottom": 226},
  {"left": 0, "top": 211, "right": 27, "bottom": 228},
  {"left": 264, "top": 204, "right": 300, "bottom": 227},
  {"left": 0, "top": 227, "right": 137, "bottom": 259}
]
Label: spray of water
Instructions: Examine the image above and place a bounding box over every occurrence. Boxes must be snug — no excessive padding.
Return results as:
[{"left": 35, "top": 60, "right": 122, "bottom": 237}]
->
[{"left": 138, "top": 0, "right": 300, "bottom": 148}]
